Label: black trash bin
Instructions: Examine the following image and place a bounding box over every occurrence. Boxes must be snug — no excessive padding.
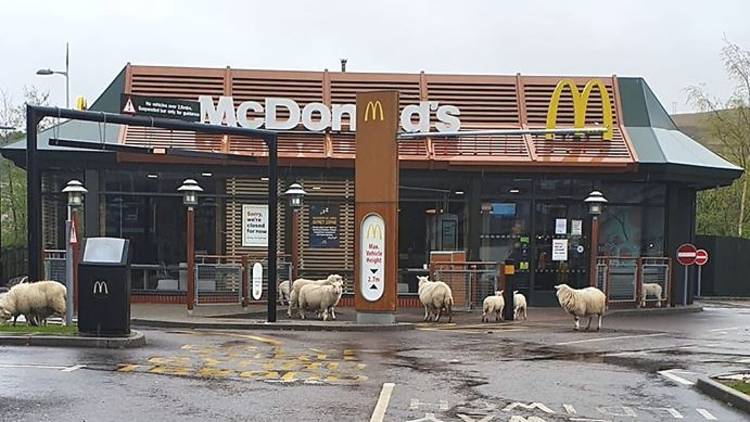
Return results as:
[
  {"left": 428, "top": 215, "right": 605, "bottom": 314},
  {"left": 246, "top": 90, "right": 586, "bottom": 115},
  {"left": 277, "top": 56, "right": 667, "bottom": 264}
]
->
[{"left": 77, "top": 237, "right": 131, "bottom": 337}]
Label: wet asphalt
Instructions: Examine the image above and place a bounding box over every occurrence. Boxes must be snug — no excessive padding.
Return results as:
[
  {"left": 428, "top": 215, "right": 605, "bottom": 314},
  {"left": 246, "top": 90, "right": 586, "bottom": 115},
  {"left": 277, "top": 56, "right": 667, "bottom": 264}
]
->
[{"left": 0, "top": 305, "right": 748, "bottom": 422}]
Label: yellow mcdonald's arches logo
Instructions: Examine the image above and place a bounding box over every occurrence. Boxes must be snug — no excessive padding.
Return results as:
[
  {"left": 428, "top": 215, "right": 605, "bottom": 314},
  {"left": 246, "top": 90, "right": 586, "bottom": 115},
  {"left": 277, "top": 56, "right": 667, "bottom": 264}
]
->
[
  {"left": 366, "top": 223, "right": 383, "bottom": 240},
  {"left": 75, "top": 96, "right": 87, "bottom": 111},
  {"left": 364, "top": 100, "right": 384, "bottom": 122},
  {"left": 545, "top": 79, "right": 613, "bottom": 141},
  {"left": 93, "top": 280, "right": 109, "bottom": 295}
]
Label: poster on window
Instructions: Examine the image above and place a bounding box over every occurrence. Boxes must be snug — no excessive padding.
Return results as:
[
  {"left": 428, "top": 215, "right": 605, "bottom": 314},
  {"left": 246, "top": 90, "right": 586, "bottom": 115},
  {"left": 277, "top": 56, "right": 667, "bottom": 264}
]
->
[
  {"left": 309, "top": 204, "right": 340, "bottom": 248},
  {"left": 552, "top": 239, "right": 568, "bottom": 261},
  {"left": 571, "top": 219, "right": 583, "bottom": 236},
  {"left": 555, "top": 218, "right": 567, "bottom": 235},
  {"left": 242, "top": 204, "right": 268, "bottom": 247}
]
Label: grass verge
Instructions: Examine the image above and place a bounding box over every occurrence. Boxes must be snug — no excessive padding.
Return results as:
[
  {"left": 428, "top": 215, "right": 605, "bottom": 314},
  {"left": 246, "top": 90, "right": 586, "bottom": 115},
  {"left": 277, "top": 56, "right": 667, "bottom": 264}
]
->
[
  {"left": 722, "top": 380, "right": 750, "bottom": 396},
  {"left": 0, "top": 323, "right": 78, "bottom": 336}
]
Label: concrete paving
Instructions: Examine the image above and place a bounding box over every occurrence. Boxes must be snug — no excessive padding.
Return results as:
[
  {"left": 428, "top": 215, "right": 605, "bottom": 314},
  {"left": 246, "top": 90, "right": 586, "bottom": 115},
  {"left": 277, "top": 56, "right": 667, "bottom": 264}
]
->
[{"left": 0, "top": 302, "right": 748, "bottom": 421}]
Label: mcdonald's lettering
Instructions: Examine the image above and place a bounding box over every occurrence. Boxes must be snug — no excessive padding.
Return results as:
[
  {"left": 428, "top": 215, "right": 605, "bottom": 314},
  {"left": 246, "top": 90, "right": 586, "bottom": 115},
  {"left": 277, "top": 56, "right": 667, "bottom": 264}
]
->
[
  {"left": 93, "top": 280, "right": 109, "bottom": 295},
  {"left": 545, "top": 79, "right": 614, "bottom": 141},
  {"left": 199, "top": 96, "right": 461, "bottom": 133},
  {"left": 364, "top": 100, "right": 384, "bottom": 122}
]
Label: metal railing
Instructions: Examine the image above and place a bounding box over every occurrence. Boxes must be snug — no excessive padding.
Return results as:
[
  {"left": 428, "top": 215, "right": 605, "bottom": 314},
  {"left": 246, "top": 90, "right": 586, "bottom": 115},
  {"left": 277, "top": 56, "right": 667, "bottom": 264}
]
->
[
  {"left": 429, "top": 261, "right": 501, "bottom": 311},
  {"left": 43, "top": 249, "right": 66, "bottom": 282},
  {"left": 596, "top": 256, "right": 671, "bottom": 307},
  {"left": 194, "top": 255, "right": 244, "bottom": 305}
]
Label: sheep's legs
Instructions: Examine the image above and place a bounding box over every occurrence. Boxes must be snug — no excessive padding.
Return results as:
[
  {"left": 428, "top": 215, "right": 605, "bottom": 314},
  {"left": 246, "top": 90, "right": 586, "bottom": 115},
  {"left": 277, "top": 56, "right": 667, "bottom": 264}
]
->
[
  {"left": 586, "top": 316, "right": 593, "bottom": 330},
  {"left": 434, "top": 306, "right": 441, "bottom": 322},
  {"left": 596, "top": 314, "right": 602, "bottom": 331},
  {"left": 423, "top": 306, "right": 430, "bottom": 321},
  {"left": 574, "top": 317, "right": 580, "bottom": 331},
  {"left": 330, "top": 308, "right": 337, "bottom": 320}
]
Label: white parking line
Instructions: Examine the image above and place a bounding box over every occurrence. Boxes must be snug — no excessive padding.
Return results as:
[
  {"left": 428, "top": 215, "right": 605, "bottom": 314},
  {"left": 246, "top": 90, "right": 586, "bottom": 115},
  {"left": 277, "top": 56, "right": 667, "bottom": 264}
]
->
[
  {"left": 555, "top": 333, "right": 667, "bottom": 346},
  {"left": 61, "top": 364, "right": 85, "bottom": 372},
  {"left": 696, "top": 408, "right": 718, "bottom": 420},
  {"left": 369, "top": 382, "right": 395, "bottom": 422},
  {"left": 658, "top": 369, "right": 695, "bottom": 386},
  {"left": 0, "top": 364, "right": 65, "bottom": 370},
  {"left": 708, "top": 326, "right": 744, "bottom": 332}
]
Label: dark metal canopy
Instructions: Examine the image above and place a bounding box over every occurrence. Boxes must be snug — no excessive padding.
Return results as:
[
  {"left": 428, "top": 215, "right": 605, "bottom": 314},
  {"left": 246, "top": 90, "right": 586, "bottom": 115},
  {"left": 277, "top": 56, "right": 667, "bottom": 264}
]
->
[{"left": 26, "top": 106, "right": 282, "bottom": 322}]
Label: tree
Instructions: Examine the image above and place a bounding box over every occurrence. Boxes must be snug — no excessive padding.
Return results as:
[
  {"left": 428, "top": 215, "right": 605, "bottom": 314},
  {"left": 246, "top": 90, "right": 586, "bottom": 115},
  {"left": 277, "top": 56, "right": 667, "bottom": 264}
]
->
[
  {"left": 0, "top": 86, "right": 50, "bottom": 248},
  {"left": 687, "top": 39, "right": 750, "bottom": 237}
]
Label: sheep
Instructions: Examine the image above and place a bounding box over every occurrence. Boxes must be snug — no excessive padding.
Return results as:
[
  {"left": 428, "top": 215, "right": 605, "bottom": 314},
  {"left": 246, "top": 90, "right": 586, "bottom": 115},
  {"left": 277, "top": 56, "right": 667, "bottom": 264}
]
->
[
  {"left": 278, "top": 280, "right": 291, "bottom": 305},
  {"left": 640, "top": 283, "right": 663, "bottom": 307},
  {"left": 482, "top": 291, "right": 505, "bottom": 322},
  {"left": 513, "top": 290, "right": 528, "bottom": 321},
  {"left": 297, "top": 278, "right": 344, "bottom": 321},
  {"left": 417, "top": 275, "right": 454, "bottom": 323},
  {"left": 554, "top": 284, "right": 606, "bottom": 331},
  {"left": 287, "top": 274, "right": 344, "bottom": 318},
  {"left": 0, "top": 281, "right": 67, "bottom": 326}
]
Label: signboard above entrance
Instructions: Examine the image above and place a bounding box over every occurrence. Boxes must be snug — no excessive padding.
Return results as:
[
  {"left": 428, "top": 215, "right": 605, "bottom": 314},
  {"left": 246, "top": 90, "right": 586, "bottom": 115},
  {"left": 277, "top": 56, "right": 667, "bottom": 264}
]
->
[{"left": 121, "top": 94, "right": 201, "bottom": 122}]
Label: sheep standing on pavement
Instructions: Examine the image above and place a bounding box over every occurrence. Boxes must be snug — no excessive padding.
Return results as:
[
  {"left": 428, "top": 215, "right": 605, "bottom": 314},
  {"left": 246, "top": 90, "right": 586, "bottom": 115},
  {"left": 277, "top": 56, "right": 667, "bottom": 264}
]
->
[
  {"left": 278, "top": 280, "right": 291, "bottom": 305},
  {"left": 287, "top": 274, "right": 343, "bottom": 318},
  {"left": 513, "top": 290, "right": 528, "bottom": 321},
  {"left": 554, "top": 284, "right": 606, "bottom": 331},
  {"left": 482, "top": 291, "right": 505, "bottom": 322},
  {"left": 298, "top": 279, "right": 344, "bottom": 321},
  {"left": 640, "top": 283, "right": 663, "bottom": 307},
  {"left": 0, "top": 281, "right": 67, "bottom": 326},
  {"left": 417, "top": 276, "right": 454, "bottom": 323}
]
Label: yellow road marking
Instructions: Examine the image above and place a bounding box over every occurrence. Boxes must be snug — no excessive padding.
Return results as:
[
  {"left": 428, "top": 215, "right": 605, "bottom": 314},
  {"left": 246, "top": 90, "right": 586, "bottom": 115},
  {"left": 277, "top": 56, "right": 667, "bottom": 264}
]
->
[
  {"left": 280, "top": 371, "right": 297, "bottom": 382},
  {"left": 117, "top": 364, "right": 140, "bottom": 372}
]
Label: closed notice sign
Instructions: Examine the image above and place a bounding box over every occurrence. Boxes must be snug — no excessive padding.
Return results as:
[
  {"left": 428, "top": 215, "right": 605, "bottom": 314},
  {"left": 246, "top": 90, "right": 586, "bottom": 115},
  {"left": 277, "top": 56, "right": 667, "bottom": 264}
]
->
[{"left": 242, "top": 204, "right": 269, "bottom": 247}]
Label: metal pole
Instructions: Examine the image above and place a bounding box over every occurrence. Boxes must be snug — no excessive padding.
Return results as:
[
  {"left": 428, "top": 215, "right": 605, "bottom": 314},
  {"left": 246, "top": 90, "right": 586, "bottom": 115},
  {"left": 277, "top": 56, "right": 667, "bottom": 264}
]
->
[
  {"left": 591, "top": 215, "right": 600, "bottom": 286},
  {"left": 291, "top": 209, "right": 300, "bottom": 281},
  {"left": 267, "top": 136, "right": 278, "bottom": 322},
  {"left": 697, "top": 266, "right": 702, "bottom": 298},
  {"left": 186, "top": 206, "right": 195, "bottom": 314},
  {"left": 65, "top": 42, "right": 69, "bottom": 109},
  {"left": 683, "top": 265, "right": 688, "bottom": 306},
  {"left": 64, "top": 219, "right": 73, "bottom": 325},
  {"left": 503, "top": 259, "right": 515, "bottom": 321},
  {"left": 26, "top": 107, "right": 42, "bottom": 282}
]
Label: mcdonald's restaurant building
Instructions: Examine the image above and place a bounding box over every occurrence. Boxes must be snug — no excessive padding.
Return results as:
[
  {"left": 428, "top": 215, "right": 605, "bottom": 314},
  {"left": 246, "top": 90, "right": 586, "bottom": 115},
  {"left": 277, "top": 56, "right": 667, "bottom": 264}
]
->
[{"left": 2, "top": 64, "right": 742, "bottom": 307}]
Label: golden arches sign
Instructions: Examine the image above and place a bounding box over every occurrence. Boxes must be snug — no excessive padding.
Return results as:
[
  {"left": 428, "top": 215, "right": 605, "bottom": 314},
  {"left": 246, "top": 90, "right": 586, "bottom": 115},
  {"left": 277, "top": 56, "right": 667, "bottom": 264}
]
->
[
  {"left": 545, "top": 79, "right": 613, "bottom": 141},
  {"left": 364, "top": 100, "right": 384, "bottom": 122},
  {"left": 366, "top": 223, "right": 383, "bottom": 240}
]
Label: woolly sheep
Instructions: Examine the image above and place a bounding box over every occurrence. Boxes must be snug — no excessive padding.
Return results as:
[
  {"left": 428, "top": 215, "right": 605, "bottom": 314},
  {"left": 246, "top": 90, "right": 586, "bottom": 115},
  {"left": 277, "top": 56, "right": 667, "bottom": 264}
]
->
[
  {"left": 417, "top": 276, "right": 454, "bottom": 323},
  {"left": 513, "top": 290, "right": 527, "bottom": 321},
  {"left": 0, "top": 281, "right": 67, "bottom": 326},
  {"left": 278, "top": 280, "right": 291, "bottom": 305},
  {"left": 640, "top": 283, "right": 663, "bottom": 307},
  {"left": 298, "top": 279, "right": 344, "bottom": 321},
  {"left": 482, "top": 291, "right": 505, "bottom": 322},
  {"left": 287, "top": 274, "right": 343, "bottom": 318},
  {"left": 554, "top": 284, "right": 606, "bottom": 331}
]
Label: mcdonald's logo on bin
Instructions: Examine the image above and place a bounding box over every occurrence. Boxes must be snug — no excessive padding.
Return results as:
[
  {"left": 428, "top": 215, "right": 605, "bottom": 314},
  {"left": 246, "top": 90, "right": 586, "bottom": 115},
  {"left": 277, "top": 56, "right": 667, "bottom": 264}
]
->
[
  {"left": 364, "top": 100, "right": 384, "bottom": 122},
  {"left": 93, "top": 280, "right": 109, "bottom": 296},
  {"left": 366, "top": 223, "right": 383, "bottom": 240},
  {"left": 545, "top": 79, "right": 613, "bottom": 141}
]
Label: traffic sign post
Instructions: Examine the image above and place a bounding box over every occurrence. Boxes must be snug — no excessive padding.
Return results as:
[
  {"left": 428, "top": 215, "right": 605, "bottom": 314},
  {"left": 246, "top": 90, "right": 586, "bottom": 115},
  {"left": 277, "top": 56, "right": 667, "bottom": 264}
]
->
[
  {"left": 695, "top": 249, "right": 709, "bottom": 297},
  {"left": 676, "top": 243, "right": 697, "bottom": 305}
]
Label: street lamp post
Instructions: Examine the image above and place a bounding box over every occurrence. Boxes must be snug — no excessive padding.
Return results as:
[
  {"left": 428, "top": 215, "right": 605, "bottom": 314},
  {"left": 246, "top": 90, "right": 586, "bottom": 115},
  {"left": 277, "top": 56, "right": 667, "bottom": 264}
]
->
[
  {"left": 36, "top": 42, "right": 70, "bottom": 108},
  {"left": 178, "top": 179, "right": 202, "bottom": 314},
  {"left": 283, "top": 182, "right": 307, "bottom": 282},
  {"left": 584, "top": 190, "right": 608, "bottom": 288},
  {"left": 62, "top": 179, "right": 87, "bottom": 325}
]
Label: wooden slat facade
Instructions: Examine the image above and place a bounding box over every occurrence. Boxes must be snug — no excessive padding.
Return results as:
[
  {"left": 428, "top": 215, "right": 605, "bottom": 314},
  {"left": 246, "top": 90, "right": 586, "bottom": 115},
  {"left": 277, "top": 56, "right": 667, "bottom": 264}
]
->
[{"left": 121, "top": 65, "right": 637, "bottom": 170}]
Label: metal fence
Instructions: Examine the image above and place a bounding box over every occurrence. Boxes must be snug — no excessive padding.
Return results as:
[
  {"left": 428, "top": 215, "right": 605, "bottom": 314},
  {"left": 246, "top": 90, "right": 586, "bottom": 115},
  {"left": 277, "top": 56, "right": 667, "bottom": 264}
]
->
[
  {"left": 430, "top": 261, "right": 501, "bottom": 311},
  {"left": 596, "top": 256, "right": 671, "bottom": 307},
  {"left": 194, "top": 255, "right": 244, "bottom": 305},
  {"left": 44, "top": 249, "right": 66, "bottom": 282}
]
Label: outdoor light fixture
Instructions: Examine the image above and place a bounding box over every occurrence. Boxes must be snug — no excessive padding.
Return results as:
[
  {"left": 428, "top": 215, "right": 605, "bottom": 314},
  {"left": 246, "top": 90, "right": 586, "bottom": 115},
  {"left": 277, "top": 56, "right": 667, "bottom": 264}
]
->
[
  {"left": 283, "top": 182, "right": 307, "bottom": 209},
  {"left": 178, "top": 178, "right": 203, "bottom": 207},
  {"left": 260, "top": 177, "right": 269, "bottom": 181},
  {"left": 454, "top": 190, "right": 465, "bottom": 195},
  {"left": 62, "top": 179, "right": 87, "bottom": 208},
  {"left": 584, "top": 190, "right": 608, "bottom": 215},
  {"left": 36, "top": 43, "right": 70, "bottom": 108},
  {"left": 201, "top": 172, "right": 213, "bottom": 177},
  {"left": 509, "top": 188, "right": 520, "bottom": 194},
  {"left": 147, "top": 173, "right": 158, "bottom": 179}
]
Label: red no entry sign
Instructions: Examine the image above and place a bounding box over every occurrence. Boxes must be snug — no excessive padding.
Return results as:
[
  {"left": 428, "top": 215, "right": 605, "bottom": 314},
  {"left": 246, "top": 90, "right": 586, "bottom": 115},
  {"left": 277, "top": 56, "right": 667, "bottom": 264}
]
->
[
  {"left": 695, "top": 249, "right": 709, "bottom": 266},
  {"left": 676, "top": 243, "right": 697, "bottom": 266}
]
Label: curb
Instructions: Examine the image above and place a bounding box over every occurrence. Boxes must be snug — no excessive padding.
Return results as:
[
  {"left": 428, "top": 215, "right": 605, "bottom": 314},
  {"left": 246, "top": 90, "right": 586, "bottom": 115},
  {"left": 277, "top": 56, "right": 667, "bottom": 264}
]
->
[
  {"left": 0, "top": 330, "right": 146, "bottom": 349},
  {"left": 607, "top": 304, "right": 703, "bottom": 316},
  {"left": 696, "top": 376, "right": 750, "bottom": 414},
  {"left": 131, "top": 318, "right": 414, "bottom": 332}
]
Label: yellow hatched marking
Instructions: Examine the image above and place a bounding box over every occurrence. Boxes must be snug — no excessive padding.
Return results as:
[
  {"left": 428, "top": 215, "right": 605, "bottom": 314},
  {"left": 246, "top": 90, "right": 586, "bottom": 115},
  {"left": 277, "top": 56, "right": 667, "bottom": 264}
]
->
[
  {"left": 304, "top": 375, "right": 321, "bottom": 384},
  {"left": 197, "top": 367, "right": 234, "bottom": 378},
  {"left": 280, "top": 371, "right": 297, "bottom": 382},
  {"left": 117, "top": 364, "right": 141, "bottom": 372},
  {"left": 263, "top": 371, "right": 280, "bottom": 380},
  {"left": 307, "top": 362, "right": 321, "bottom": 370},
  {"left": 281, "top": 361, "right": 298, "bottom": 371},
  {"left": 327, "top": 362, "right": 339, "bottom": 370},
  {"left": 149, "top": 366, "right": 193, "bottom": 376},
  {"left": 239, "top": 370, "right": 266, "bottom": 379}
]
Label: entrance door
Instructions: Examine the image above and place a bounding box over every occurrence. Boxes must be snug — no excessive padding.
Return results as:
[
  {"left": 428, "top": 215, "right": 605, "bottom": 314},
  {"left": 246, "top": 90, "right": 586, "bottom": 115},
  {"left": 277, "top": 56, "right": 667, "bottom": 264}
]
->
[
  {"left": 532, "top": 202, "right": 589, "bottom": 305},
  {"left": 478, "top": 201, "right": 531, "bottom": 300}
]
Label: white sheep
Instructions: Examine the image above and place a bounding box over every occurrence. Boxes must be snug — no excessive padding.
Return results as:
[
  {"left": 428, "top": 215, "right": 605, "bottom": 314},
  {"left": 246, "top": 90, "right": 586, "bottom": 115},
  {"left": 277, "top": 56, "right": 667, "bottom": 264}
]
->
[
  {"left": 513, "top": 290, "right": 527, "bottom": 321},
  {"left": 297, "top": 279, "right": 344, "bottom": 321},
  {"left": 287, "top": 274, "right": 343, "bottom": 318},
  {"left": 554, "top": 284, "right": 606, "bottom": 331},
  {"left": 0, "top": 281, "right": 67, "bottom": 326},
  {"left": 417, "top": 276, "right": 454, "bottom": 323},
  {"left": 278, "top": 280, "right": 291, "bottom": 305},
  {"left": 482, "top": 291, "right": 505, "bottom": 322},
  {"left": 640, "top": 283, "right": 663, "bottom": 307}
]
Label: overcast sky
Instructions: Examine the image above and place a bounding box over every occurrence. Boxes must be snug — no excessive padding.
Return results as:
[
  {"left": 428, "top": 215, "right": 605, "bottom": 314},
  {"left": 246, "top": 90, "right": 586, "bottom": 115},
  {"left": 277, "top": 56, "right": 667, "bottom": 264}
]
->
[{"left": 2, "top": 0, "right": 748, "bottom": 114}]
